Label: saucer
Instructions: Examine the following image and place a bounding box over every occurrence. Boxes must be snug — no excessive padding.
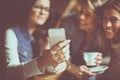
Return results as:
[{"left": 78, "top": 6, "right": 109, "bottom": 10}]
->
[{"left": 89, "top": 66, "right": 108, "bottom": 74}]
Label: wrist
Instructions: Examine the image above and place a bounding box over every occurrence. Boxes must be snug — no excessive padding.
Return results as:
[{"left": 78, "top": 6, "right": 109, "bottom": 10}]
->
[
  {"left": 66, "top": 61, "right": 72, "bottom": 71},
  {"left": 37, "top": 57, "right": 46, "bottom": 70},
  {"left": 67, "top": 64, "right": 72, "bottom": 71}
]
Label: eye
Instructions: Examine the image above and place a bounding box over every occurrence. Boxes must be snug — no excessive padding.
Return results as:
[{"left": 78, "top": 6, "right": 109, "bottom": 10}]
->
[
  {"left": 85, "top": 13, "right": 93, "bottom": 17},
  {"left": 44, "top": 7, "right": 50, "bottom": 12},
  {"left": 34, "top": 5, "right": 41, "bottom": 9},
  {"left": 111, "top": 17, "right": 119, "bottom": 23},
  {"left": 102, "top": 17, "right": 107, "bottom": 21},
  {"left": 33, "top": 4, "right": 50, "bottom": 12},
  {"left": 86, "top": 10, "right": 95, "bottom": 17},
  {"left": 78, "top": 11, "right": 94, "bottom": 17}
]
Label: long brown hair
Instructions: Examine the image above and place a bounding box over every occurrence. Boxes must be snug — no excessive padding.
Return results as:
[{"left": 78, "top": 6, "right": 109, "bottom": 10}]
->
[{"left": 98, "top": 0, "right": 120, "bottom": 53}]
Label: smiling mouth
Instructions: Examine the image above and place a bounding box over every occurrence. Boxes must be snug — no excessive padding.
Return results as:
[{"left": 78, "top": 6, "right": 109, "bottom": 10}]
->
[
  {"left": 106, "top": 29, "right": 113, "bottom": 33},
  {"left": 105, "top": 29, "right": 114, "bottom": 37},
  {"left": 105, "top": 27, "right": 115, "bottom": 33},
  {"left": 38, "top": 16, "right": 45, "bottom": 20}
]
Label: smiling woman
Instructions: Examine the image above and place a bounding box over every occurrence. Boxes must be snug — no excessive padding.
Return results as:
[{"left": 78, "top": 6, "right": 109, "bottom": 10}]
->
[
  {"left": 97, "top": 0, "right": 120, "bottom": 80},
  {"left": 0, "top": 0, "right": 71, "bottom": 80},
  {"left": 28, "top": 0, "right": 50, "bottom": 26}
]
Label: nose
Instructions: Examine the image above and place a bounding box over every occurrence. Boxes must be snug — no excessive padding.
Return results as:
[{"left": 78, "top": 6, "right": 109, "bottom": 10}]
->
[
  {"left": 106, "top": 21, "right": 112, "bottom": 27},
  {"left": 79, "top": 14, "right": 86, "bottom": 20},
  {"left": 40, "top": 9, "right": 46, "bottom": 14}
]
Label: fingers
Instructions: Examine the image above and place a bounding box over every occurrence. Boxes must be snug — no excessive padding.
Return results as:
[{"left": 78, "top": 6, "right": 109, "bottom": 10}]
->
[
  {"left": 79, "top": 65, "right": 97, "bottom": 76},
  {"left": 43, "top": 37, "right": 50, "bottom": 49},
  {"left": 76, "top": 65, "right": 89, "bottom": 79},
  {"left": 54, "top": 62, "right": 66, "bottom": 73},
  {"left": 48, "top": 40, "right": 70, "bottom": 65},
  {"left": 53, "top": 52, "right": 66, "bottom": 63},
  {"left": 60, "top": 44, "right": 70, "bottom": 59},
  {"left": 58, "top": 40, "right": 71, "bottom": 48},
  {"left": 96, "top": 60, "right": 102, "bottom": 66},
  {"left": 80, "top": 65, "right": 90, "bottom": 74},
  {"left": 95, "top": 53, "right": 103, "bottom": 66},
  {"left": 97, "top": 53, "right": 102, "bottom": 59},
  {"left": 51, "top": 40, "right": 71, "bottom": 52}
]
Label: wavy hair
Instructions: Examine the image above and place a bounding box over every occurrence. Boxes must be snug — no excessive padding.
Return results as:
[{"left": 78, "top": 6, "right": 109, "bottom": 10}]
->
[{"left": 98, "top": 0, "right": 120, "bottom": 53}]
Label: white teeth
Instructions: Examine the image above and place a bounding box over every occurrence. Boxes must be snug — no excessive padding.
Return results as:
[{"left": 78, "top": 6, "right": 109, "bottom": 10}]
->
[{"left": 106, "top": 29, "right": 113, "bottom": 32}]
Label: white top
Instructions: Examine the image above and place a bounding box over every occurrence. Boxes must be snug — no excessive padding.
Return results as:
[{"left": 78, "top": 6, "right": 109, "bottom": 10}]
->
[
  {"left": 5, "top": 29, "right": 70, "bottom": 80},
  {"left": 5, "top": 29, "right": 45, "bottom": 80}
]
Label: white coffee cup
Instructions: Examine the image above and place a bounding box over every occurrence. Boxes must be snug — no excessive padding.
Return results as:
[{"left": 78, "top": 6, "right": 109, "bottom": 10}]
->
[{"left": 83, "top": 52, "right": 99, "bottom": 66}]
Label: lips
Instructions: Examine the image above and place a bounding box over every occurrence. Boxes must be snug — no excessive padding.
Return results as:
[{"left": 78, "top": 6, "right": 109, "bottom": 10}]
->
[
  {"left": 80, "top": 21, "right": 86, "bottom": 25},
  {"left": 105, "top": 27, "right": 114, "bottom": 33},
  {"left": 38, "top": 16, "right": 45, "bottom": 20},
  {"left": 106, "top": 29, "right": 113, "bottom": 33},
  {"left": 105, "top": 28, "right": 114, "bottom": 37}
]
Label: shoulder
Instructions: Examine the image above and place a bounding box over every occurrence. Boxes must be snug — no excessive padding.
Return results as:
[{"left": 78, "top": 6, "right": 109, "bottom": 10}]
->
[
  {"left": 5, "top": 26, "right": 22, "bottom": 38},
  {"left": 6, "top": 26, "right": 20, "bottom": 32}
]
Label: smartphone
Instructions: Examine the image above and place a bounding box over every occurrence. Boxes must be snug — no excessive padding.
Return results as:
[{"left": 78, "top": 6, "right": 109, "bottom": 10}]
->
[{"left": 48, "top": 28, "right": 66, "bottom": 46}]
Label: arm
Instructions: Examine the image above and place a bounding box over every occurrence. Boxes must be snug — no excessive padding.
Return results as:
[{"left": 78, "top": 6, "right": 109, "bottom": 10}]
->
[
  {"left": 5, "top": 29, "right": 45, "bottom": 80},
  {"left": 65, "top": 60, "right": 96, "bottom": 79}
]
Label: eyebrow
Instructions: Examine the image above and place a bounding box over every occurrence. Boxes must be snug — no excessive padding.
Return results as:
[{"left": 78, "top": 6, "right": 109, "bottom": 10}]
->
[
  {"left": 34, "top": 4, "right": 50, "bottom": 8},
  {"left": 110, "top": 16, "right": 120, "bottom": 20}
]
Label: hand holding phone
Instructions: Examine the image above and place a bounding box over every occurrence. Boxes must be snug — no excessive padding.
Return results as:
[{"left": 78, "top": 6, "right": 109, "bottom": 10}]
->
[{"left": 48, "top": 28, "right": 66, "bottom": 46}]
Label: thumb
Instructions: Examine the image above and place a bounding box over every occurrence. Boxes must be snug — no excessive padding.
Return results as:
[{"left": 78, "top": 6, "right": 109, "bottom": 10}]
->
[{"left": 43, "top": 37, "right": 50, "bottom": 49}]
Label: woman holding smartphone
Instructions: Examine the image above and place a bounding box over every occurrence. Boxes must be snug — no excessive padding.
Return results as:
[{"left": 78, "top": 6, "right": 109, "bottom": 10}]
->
[{"left": 0, "top": 0, "right": 70, "bottom": 80}]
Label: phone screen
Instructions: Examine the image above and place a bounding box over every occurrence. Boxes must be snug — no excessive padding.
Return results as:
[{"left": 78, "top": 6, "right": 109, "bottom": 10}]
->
[{"left": 48, "top": 28, "right": 66, "bottom": 46}]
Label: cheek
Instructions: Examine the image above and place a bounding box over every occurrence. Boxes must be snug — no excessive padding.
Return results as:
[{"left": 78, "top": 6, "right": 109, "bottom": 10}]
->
[
  {"left": 116, "top": 23, "right": 120, "bottom": 28},
  {"left": 29, "top": 12, "right": 38, "bottom": 21},
  {"left": 115, "top": 26, "right": 120, "bottom": 34},
  {"left": 45, "top": 13, "right": 50, "bottom": 20},
  {"left": 102, "top": 22, "right": 106, "bottom": 29},
  {"left": 87, "top": 17, "right": 95, "bottom": 24},
  {"left": 114, "top": 22, "right": 120, "bottom": 30}
]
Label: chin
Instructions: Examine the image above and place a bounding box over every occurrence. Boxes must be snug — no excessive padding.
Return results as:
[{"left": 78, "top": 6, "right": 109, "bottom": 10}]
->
[
  {"left": 106, "top": 35, "right": 114, "bottom": 40},
  {"left": 37, "top": 21, "right": 46, "bottom": 25}
]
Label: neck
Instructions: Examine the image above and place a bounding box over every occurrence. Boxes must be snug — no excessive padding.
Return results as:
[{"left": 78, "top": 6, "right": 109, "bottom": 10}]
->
[
  {"left": 27, "top": 21, "right": 37, "bottom": 35},
  {"left": 85, "top": 24, "right": 96, "bottom": 35},
  {"left": 85, "top": 29, "right": 95, "bottom": 36}
]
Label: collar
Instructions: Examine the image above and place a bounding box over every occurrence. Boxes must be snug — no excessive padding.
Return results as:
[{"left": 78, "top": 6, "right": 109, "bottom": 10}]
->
[{"left": 20, "top": 27, "right": 34, "bottom": 42}]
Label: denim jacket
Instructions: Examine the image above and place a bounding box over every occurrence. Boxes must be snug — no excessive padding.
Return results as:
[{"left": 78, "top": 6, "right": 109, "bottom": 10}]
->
[{"left": 12, "top": 27, "right": 34, "bottom": 62}]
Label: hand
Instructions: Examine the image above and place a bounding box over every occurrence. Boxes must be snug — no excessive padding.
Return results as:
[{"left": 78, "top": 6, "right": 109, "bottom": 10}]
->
[
  {"left": 37, "top": 40, "right": 71, "bottom": 68},
  {"left": 78, "top": 65, "right": 96, "bottom": 78},
  {"left": 95, "top": 53, "right": 103, "bottom": 66},
  {"left": 67, "top": 62, "right": 94, "bottom": 80},
  {"left": 43, "top": 37, "right": 50, "bottom": 49},
  {"left": 53, "top": 62, "right": 67, "bottom": 73}
]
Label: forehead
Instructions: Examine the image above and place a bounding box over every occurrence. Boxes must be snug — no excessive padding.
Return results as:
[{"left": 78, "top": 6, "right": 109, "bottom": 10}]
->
[
  {"left": 77, "top": 4, "right": 94, "bottom": 13},
  {"left": 34, "top": 0, "right": 50, "bottom": 7},
  {"left": 104, "top": 8, "right": 120, "bottom": 18}
]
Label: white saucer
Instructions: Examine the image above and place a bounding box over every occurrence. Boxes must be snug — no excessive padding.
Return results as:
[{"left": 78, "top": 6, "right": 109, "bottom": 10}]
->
[{"left": 89, "top": 66, "right": 108, "bottom": 74}]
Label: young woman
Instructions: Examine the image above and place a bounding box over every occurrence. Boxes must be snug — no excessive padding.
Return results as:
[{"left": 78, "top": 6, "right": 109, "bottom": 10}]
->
[
  {"left": 0, "top": 0, "right": 70, "bottom": 80},
  {"left": 97, "top": 0, "right": 120, "bottom": 80},
  {"left": 60, "top": 0, "right": 108, "bottom": 80}
]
